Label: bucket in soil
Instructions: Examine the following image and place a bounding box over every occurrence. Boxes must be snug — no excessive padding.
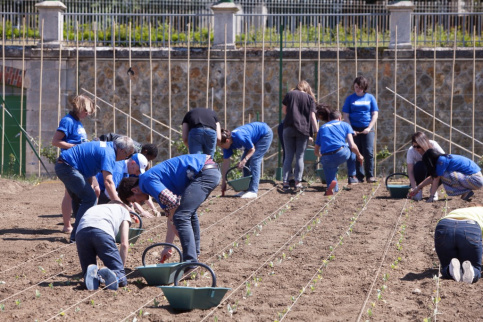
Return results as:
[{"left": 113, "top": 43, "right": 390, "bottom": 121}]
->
[
  {"left": 116, "top": 211, "right": 144, "bottom": 244},
  {"left": 385, "top": 173, "right": 410, "bottom": 198},
  {"left": 226, "top": 166, "right": 252, "bottom": 192},
  {"left": 159, "top": 262, "right": 230, "bottom": 311},
  {"left": 136, "top": 243, "right": 184, "bottom": 286},
  {"left": 315, "top": 168, "right": 326, "bottom": 184}
]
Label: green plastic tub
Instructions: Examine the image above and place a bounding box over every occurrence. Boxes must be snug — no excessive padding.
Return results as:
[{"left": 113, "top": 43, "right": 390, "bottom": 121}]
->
[
  {"left": 386, "top": 173, "right": 410, "bottom": 199},
  {"left": 226, "top": 166, "right": 252, "bottom": 192},
  {"left": 136, "top": 243, "right": 184, "bottom": 286},
  {"left": 159, "top": 262, "right": 230, "bottom": 311},
  {"left": 115, "top": 212, "right": 144, "bottom": 244}
]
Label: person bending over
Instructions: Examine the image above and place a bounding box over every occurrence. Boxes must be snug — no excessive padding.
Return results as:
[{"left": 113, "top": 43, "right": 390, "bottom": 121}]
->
[{"left": 77, "top": 201, "right": 132, "bottom": 291}]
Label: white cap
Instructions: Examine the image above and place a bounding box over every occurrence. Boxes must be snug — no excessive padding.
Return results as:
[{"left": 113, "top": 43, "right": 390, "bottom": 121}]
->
[{"left": 131, "top": 153, "right": 148, "bottom": 174}]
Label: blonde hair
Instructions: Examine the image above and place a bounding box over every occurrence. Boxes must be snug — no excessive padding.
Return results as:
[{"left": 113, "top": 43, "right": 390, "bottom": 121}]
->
[
  {"left": 295, "top": 80, "right": 316, "bottom": 101},
  {"left": 412, "top": 132, "right": 433, "bottom": 151},
  {"left": 71, "top": 94, "right": 94, "bottom": 116}
]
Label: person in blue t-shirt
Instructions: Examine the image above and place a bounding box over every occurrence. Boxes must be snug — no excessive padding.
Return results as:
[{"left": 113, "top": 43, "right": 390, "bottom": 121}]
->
[
  {"left": 408, "top": 149, "right": 483, "bottom": 202},
  {"left": 51, "top": 94, "right": 94, "bottom": 234},
  {"left": 315, "top": 105, "right": 364, "bottom": 196},
  {"left": 342, "top": 76, "right": 379, "bottom": 183},
  {"left": 55, "top": 136, "right": 135, "bottom": 243},
  {"left": 219, "top": 122, "right": 273, "bottom": 199},
  {"left": 117, "top": 154, "right": 221, "bottom": 264}
]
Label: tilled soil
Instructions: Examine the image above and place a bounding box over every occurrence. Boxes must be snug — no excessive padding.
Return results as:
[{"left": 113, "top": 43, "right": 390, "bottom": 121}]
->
[{"left": 0, "top": 177, "right": 481, "bottom": 321}]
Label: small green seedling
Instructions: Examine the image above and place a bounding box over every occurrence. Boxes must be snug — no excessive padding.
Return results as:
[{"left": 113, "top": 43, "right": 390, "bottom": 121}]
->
[
  {"left": 15, "top": 299, "right": 21, "bottom": 308},
  {"left": 153, "top": 299, "right": 160, "bottom": 307},
  {"left": 35, "top": 289, "right": 41, "bottom": 298},
  {"left": 0, "top": 303, "right": 4, "bottom": 311},
  {"left": 38, "top": 266, "right": 46, "bottom": 274},
  {"left": 75, "top": 307, "right": 81, "bottom": 313},
  {"left": 48, "top": 283, "right": 53, "bottom": 289},
  {"left": 90, "top": 299, "right": 95, "bottom": 307}
]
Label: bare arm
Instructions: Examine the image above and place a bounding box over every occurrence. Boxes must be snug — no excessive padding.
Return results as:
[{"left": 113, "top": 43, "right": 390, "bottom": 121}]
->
[
  {"left": 407, "top": 163, "right": 417, "bottom": 188},
  {"left": 238, "top": 147, "right": 255, "bottom": 169},
  {"left": 314, "top": 144, "right": 321, "bottom": 158},
  {"left": 52, "top": 131, "right": 74, "bottom": 150},
  {"left": 347, "top": 134, "right": 364, "bottom": 162},
  {"left": 361, "top": 111, "right": 378, "bottom": 134},
  {"left": 310, "top": 112, "right": 318, "bottom": 136},
  {"left": 182, "top": 123, "right": 190, "bottom": 149},
  {"left": 103, "top": 171, "right": 121, "bottom": 202},
  {"left": 215, "top": 122, "right": 222, "bottom": 142},
  {"left": 119, "top": 220, "right": 130, "bottom": 265}
]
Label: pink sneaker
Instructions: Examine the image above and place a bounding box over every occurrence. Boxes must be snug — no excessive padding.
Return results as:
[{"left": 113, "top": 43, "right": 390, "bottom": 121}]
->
[{"left": 324, "top": 180, "right": 337, "bottom": 196}]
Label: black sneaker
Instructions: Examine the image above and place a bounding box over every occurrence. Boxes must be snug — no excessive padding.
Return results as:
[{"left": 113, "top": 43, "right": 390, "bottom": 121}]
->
[
  {"left": 348, "top": 176, "right": 359, "bottom": 184},
  {"left": 461, "top": 191, "right": 474, "bottom": 201}
]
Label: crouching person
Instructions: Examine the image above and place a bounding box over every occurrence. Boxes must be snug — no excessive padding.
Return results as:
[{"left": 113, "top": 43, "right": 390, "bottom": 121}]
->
[
  {"left": 435, "top": 206, "right": 483, "bottom": 284},
  {"left": 76, "top": 201, "right": 131, "bottom": 290},
  {"left": 117, "top": 154, "right": 221, "bottom": 265}
]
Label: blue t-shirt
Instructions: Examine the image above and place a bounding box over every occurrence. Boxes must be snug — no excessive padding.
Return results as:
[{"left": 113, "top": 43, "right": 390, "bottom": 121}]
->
[
  {"left": 60, "top": 141, "right": 117, "bottom": 178},
  {"left": 56, "top": 113, "right": 87, "bottom": 149},
  {"left": 315, "top": 120, "right": 354, "bottom": 154},
  {"left": 223, "top": 122, "right": 270, "bottom": 159},
  {"left": 96, "top": 160, "right": 128, "bottom": 193},
  {"left": 342, "top": 93, "right": 378, "bottom": 128},
  {"left": 139, "top": 154, "right": 207, "bottom": 209},
  {"left": 436, "top": 154, "right": 481, "bottom": 177}
]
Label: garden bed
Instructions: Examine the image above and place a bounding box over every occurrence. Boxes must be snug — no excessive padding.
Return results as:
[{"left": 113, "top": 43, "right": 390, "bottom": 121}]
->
[{"left": 0, "top": 177, "right": 481, "bottom": 321}]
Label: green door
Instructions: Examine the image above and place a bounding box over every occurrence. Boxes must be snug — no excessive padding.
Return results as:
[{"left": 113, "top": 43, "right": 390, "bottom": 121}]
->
[{"left": 0, "top": 95, "right": 26, "bottom": 175}]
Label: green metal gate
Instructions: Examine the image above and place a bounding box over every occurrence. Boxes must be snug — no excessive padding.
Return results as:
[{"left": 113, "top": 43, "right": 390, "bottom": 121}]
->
[{"left": 0, "top": 95, "right": 26, "bottom": 176}]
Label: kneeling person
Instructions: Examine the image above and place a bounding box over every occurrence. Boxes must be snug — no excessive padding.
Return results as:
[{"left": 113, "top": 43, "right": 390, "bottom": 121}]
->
[{"left": 76, "top": 201, "right": 131, "bottom": 291}]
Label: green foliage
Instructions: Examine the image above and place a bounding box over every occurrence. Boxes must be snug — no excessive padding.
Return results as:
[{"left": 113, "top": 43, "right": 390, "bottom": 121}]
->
[
  {"left": 376, "top": 146, "right": 392, "bottom": 161},
  {"left": 40, "top": 145, "right": 59, "bottom": 165}
]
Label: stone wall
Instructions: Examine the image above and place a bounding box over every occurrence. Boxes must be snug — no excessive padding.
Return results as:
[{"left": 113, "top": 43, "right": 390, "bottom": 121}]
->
[{"left": 4, "top": 46, "right": 482, "bottom": 176}]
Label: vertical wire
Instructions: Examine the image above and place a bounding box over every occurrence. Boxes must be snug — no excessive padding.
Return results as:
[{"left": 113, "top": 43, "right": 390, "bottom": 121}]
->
[
  {"left": 298, "top": 21, "right": 302, "bottom": 81},
  {"left": 354, "top": 24, "right": 357, "bottom": 76},
  {"left": 472, "top": 25, "right": 476, "bottom": 161},
  {"left": 261, "top": 20, "right": 265, "bottom": 123},
  {"left": 76, "top": 21, "right": 79, "bottom": 96},
  {"left": 242, "top": 22, "right": 247, "bottom": 124},
  {"left": 94, "top": 21, "right": 97, "bottom": 138},
  {"left": 128, "top": 22, "right": 132, "bottom": 137},
  {"left": 224, "top": 24, "right": 227, "bottom": 127},
  {"left": 168, "top": 21, "right": 172, "bottom": 158},
  {"left": 19, "top": 18, "right": 25, "bottom": 175},
  {"left": 38, "top": 19, "right": 44, "bottom": 177},
  {"left": 205, "top": 22, "right": 211, "bottom": 109},
  {"left": 413, "top": 25, "right": 417, "bottom": 133},
  {"left": 374, "top": 25, "right": 379, "bottom": 178},
  {"left": 393, "top": 26, "right": 398, "bottom": 172},
  {"left": 112, "top": 19, "right": 116, "bottom": 133},
  {"left": 149, "top": 22, "right": 153, "bottom": 143},
  {"left": 57, "top": 41, "right": 62, "bottom": 159},
  {"left": 187, "top": 21, "right": 190, "bottom": 111},
  {"left": 432, "top": 30, "right": 436, "bottom": 140},
  {"left": 336, "top": 24, "right": 340, "bottom": 109},
  {"left": 449, "top": 30, "right": 456, "bottom": 154},
  {"left": 317, "top": 22, "right": 320, "bottom": 100}
]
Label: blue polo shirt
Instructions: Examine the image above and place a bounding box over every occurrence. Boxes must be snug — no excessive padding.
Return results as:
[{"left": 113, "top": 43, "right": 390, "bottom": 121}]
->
[
  {"left": 223, "top": 122, "right": 270, "bottom": 159},
  {"left": 315, "top": 120, "right": 353, "bottom": 154},
  {"left": 96, "top": 160, "right": 128, "bottom": 193},
  {"left": 342, "top": 93, "right": 378, "bottom": 128},
  {"left": 60, "top": 141, "right": 117, "bottom": 178},
  {"left": 436, "top": 154, "right": 481, "bottom": 177},
  {"left": 56, "top": 113, "right": 87, "bottom": 149},
  {"left": 139, "top": 154, "right": 207, "bottom": 208}
]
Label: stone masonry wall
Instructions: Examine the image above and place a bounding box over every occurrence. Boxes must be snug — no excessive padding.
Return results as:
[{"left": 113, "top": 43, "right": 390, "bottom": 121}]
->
[{"left": 5, "top": 46, "right": 482, "bottom": 176}]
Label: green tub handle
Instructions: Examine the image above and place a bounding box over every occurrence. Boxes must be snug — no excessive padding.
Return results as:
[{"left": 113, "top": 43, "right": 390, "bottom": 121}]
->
[
  {"left": 385, "top": 172, "right": 409, "bottom": 189},
  {"left": 173, "top": 262, "right": 217, "bottom": 287},
  {"left": 129, "top": 211, "right": 142, "bottom": 229},
  {"left": 141, "top": 242, "right": 183, "bottom": 266},
  {"left": 225, "top": 166, "right": 252, "bottom": 182}
]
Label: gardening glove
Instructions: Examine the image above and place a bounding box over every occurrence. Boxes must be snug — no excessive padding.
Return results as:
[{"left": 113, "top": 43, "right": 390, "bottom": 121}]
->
[{"left": 160, "top": 248, "right": 173, "bottom": 263}]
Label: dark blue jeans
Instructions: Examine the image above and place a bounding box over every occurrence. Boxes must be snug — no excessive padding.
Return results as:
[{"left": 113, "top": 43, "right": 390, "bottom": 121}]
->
[
  {"left": 55, "top": 162, "right": 98, "bottom": 241},
  {"left": 188, "top": 127, "right": 217, "bottom": 159},
  {"left": 76, "top": 227, "right": 127, "bottom": 286},
  {"left": 434, "top": 219, "right": 482, "bottom": 283},
  {"left": 242, "top": 130, "right": 273, "bottom": 193},
  {"left": 173, "top": 167, "right": 221, "bottom": 263},
  {"left": 320, "top": 146, "right": 356, "bottom": 192},
  {"left": 352, "top": 127, "right": 375, "bottom": 181}
]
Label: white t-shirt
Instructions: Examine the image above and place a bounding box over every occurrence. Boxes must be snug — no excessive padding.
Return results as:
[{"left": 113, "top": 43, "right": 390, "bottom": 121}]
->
[
  {"left": 77, "top": 204, "right": 131, "bottom": 240},
  {"left": 406, "top": 140, "right": 445, "bottom": 165}
]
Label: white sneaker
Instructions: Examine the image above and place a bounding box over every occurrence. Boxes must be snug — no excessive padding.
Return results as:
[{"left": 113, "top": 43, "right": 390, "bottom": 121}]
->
[
  {"left": 462, "top": 260, "right": 475, "bottom": 284},
  {"left": 412, "top": 190, "right": 422, "bottom": 201},
  {"left": 234, "top": 191, "right": 246, "bottom": 197},
  {"left": 433, "top": 192, "right": 439, "bottom": 201},
  {"left": 449, "top": 258, "right": 461, "bottom": 282},
  {"left": 240, "top": 191, "right": 257, "bottom": 199}
]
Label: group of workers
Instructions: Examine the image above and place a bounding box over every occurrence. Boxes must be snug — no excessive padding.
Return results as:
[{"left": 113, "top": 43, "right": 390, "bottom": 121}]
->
[{"left": 52, "top": 76, "right": 483, "bottom": 291}]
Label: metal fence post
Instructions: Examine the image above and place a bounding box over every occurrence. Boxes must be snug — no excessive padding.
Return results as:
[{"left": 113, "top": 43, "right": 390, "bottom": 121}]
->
[
  {"left": 211, "top": 0, "right": 240, "bottom": 49},
  {"left": 387, "top": 1, "right": 414, "bottom": 49},
  {"left": 35, "top": 1, "right": 66, "bottom": 47}
]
